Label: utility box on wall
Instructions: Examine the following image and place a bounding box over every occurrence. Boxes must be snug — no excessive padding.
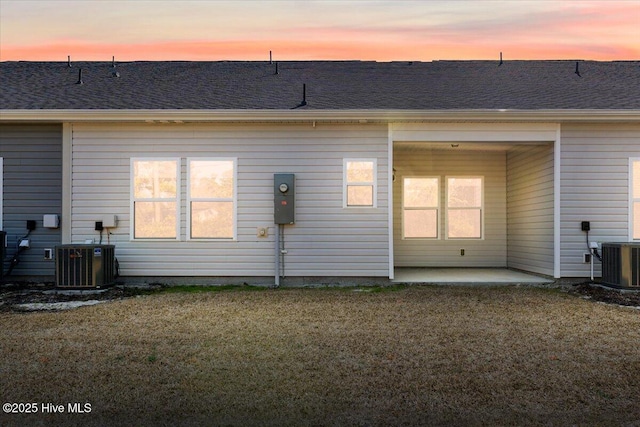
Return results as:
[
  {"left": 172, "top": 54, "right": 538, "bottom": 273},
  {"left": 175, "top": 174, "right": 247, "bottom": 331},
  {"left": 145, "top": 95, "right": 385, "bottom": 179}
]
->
[{"left": 274, "top": 174, "right": 295, "bottom": 224}]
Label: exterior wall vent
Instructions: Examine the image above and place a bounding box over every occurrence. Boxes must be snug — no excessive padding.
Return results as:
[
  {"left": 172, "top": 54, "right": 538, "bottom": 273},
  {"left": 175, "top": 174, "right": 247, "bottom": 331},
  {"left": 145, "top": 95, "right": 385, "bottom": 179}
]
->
[
  {"left": 56, "top": 244, "right": 115, "bottom": 288},
  {"left": 601, "top": 243, "right": 640, "bottom": 288}
]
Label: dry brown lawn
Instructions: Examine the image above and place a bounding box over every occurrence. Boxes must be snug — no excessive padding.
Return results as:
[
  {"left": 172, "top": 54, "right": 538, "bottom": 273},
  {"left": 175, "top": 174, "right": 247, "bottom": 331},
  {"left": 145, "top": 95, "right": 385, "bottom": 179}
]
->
[{"left": 1, "top": 285, "right": 639, "bottom": 427}]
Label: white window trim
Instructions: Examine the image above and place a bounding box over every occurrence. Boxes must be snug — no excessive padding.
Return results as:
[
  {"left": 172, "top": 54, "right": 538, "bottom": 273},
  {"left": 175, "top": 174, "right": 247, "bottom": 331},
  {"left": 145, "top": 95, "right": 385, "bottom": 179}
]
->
[
  {"left": 186, "top": 158, "right": 238, "bottom": 241},
  {"left": 343, "top": 158, "right": 377, "bottom": 208},
  {"left": 402, "top": 176, "right": 440, "bottom": 240},
  {"left": 630, "top": 158, "right": 640, "bottom": 241},
  {"left": 445, "top": 176, "right": 484, "bottom": 240},
  {"left": 130, "top": 158, "right": 181, "bottom": 241}
]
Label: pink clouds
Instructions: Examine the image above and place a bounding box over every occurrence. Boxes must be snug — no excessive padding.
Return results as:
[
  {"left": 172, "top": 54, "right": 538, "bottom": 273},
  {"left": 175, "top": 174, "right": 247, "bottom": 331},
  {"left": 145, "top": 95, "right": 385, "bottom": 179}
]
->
[
  {"left": 0, "top": 1, "right": 637, "bottom": 62},
  {"left": 2, "top": 36, "right": 636, "bottom": 63}
]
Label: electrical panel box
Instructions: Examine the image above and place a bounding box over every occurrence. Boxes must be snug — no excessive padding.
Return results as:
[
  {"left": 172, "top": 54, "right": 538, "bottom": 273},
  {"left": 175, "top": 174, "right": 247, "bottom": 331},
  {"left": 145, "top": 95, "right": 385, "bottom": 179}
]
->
[
  {"left": 102, "top": 215, "right": 118, "bottom": 228},
  {"left": 274, "top": 174, "right": 295, "bottom": 224},
  {"left": 43, "top": 214, "right": 59, "bottom": 229}
]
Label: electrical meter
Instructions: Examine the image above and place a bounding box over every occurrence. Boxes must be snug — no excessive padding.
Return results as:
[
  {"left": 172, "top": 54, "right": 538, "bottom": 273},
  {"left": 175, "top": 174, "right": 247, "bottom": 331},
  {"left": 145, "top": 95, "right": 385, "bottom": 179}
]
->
[{"left": 274, "top": 174, "right": 295, "bottom": 224}]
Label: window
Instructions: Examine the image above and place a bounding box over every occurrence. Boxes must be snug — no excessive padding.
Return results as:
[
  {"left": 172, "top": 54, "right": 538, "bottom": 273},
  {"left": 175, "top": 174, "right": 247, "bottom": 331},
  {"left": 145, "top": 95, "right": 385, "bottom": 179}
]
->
[
  {"left": 344, "top": 159, "right": 376, "bottom": 207},
  {"left": 188, "top": 159, "right": 236, "bottom": 239},
  {"left": 403, "top": 177, "right": 439, "bottom": 239},
  {"left": 631, "top": 159, "right": 640, "bottom": 240},
  {"left": 131, "top": 159, "right": 179, "bottom": 239},
  {"left": 446, "top": 177, "right": 483, "bottom": 239}
]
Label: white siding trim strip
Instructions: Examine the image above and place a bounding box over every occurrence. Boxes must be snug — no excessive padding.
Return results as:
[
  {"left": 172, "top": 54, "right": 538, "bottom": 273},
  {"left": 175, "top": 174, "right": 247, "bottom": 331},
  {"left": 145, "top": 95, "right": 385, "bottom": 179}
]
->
[
  {"left": 554, "top": 125, "right": 561, "bottom": 278},
  {"left": 62, "top": 123, "right": 73, "bottom": 244},
  {"left": 631, "top": 157, "right": 640, "bottom": 241},
  {"left": 388, "top": 124, "right": 394, "bottom": 279}
]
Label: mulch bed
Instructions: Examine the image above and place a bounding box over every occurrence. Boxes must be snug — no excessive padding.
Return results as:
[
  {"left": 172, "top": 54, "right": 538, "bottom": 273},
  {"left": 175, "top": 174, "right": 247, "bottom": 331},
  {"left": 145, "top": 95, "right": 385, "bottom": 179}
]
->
[
  {"left": 1, "top": 281, "right": 638, "bottom": 312},
  {"left": 569, "top": 282, "right": 640, "bottom": 307},
  {"left": 0, "top": 284, "right": 144, "bottom": 312}
]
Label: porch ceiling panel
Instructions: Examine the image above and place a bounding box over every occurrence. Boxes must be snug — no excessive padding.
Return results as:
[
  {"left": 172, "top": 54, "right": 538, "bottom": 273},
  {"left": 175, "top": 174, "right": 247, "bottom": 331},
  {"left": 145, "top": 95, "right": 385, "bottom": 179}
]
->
[{"left": 394, "top": 141, "right": 551, "bottom": 152}]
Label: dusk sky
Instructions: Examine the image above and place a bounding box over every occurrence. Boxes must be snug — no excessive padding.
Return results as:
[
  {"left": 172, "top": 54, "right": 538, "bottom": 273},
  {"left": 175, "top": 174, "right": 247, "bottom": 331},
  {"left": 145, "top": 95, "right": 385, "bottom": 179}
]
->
[{"left": 1, "top": 0, "right": 638, "bottom": 62}]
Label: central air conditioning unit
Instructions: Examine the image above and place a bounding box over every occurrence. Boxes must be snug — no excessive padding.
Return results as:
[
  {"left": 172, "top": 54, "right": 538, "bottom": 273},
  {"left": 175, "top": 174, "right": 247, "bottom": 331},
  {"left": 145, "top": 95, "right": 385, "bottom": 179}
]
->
[
  {"left": 601, "top": 242, "right": 640, "bottom": 288},
  {"left": 56, "top": 244, "right": 116, "bottom": 288}
]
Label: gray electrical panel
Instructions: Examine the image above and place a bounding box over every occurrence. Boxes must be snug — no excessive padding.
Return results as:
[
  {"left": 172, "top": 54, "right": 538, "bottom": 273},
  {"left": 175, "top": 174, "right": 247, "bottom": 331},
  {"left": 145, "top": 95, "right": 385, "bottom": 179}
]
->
[{"left": 274, "top": 174, "right": 295, "bottom": 224}]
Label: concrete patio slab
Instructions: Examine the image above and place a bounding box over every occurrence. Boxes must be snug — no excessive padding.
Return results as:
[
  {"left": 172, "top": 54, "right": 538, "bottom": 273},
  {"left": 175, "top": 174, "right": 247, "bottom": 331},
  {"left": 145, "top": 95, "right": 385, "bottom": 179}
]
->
[{"left": 393, "top": 268, "right": 554, "bottom": 285}]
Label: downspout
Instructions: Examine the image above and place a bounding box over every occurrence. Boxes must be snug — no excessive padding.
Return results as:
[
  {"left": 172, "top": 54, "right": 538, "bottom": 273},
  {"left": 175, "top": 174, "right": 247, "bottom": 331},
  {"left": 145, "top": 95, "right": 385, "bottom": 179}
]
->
[{"left": 275, "top": 224, "right": 280, "bottom": 287}]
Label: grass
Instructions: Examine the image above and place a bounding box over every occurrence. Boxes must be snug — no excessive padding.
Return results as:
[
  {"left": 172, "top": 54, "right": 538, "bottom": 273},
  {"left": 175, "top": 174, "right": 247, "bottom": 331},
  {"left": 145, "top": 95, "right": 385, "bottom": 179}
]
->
[{"left": 1, "top": 285, "right": 639, "bottom": 426}]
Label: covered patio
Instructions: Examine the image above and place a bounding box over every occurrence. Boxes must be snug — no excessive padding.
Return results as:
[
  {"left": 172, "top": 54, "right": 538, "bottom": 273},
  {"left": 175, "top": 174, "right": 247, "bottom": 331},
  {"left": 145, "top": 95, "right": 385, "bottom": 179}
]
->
[{"left": 392, "top": 268, "right": 554, "bottom": 284}]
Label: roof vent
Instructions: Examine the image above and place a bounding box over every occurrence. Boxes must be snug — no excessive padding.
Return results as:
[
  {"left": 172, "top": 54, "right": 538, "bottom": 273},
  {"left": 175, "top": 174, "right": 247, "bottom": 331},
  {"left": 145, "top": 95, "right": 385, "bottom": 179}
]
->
[
  {"left": 112, "top": 56, "right": 116, "bottom": 68},
  {"left": 301, "top": 83, "right": 307, "bottom": 106},
  {"left": 575, "top": 61, "right": 581, "bottom": 77},
  {"left": 275, "top": 62, "right": 279, "bottom": 75},
  {"left": 270, "top": 50, "right": 273, "bottom": 64},
  {"left": 292, "top": 84, "right": 307, "bottom": 109},
  {"left": 76, "top": 68, "right": 83, "bottom": 85},
  {"left": 499, "top": 52, "right": 503, "bottom": 66},
  {"left": 67, "top": 55, "right": 71, "bottom": 67}
]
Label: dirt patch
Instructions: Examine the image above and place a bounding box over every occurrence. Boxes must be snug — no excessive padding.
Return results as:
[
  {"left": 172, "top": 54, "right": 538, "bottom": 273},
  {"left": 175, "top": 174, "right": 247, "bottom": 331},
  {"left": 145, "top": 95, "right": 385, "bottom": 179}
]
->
[
  {"left": 570, "top": 282, "right": 640, "bottom": 308},
  {"left": 0, "top": 284, "right": 152, "bottom": 312},
  {"left": 2, "top": 281, "right": 639, "bottom": 312}
]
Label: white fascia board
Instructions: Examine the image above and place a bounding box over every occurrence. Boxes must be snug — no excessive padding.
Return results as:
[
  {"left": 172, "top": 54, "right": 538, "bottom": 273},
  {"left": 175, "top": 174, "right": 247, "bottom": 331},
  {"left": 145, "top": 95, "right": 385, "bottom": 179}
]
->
[{"left": 1, "top": 109, "right": 639, "bottom": 123}]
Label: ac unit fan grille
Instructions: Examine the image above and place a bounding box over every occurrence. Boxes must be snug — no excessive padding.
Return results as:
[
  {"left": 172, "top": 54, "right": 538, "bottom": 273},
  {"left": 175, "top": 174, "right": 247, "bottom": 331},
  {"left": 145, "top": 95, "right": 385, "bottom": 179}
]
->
[
  {"left": 56, "top": 245, "right": 115, "bottom": 288},
  {"left": 601, "top": 243, "right": 640, "bottom": 288}
]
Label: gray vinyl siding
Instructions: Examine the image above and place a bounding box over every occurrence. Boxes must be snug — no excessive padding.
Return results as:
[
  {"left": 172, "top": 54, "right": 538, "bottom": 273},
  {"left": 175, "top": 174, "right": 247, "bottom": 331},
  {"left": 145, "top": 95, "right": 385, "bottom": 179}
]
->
[
  {"left": 393, "top": 148, "right": 507, "bottom": 267},
  {"left": 0, "top": 124, "right": 62, "bottom": 276},
  {"left": 560, "top": 123, "right": 640, "bottom": 277},
  {"left": 506, "top": 145, "right": 555, "bottom": 276},
  {"left": 70, "top": 123, "right": 389, "bottom": 277}
]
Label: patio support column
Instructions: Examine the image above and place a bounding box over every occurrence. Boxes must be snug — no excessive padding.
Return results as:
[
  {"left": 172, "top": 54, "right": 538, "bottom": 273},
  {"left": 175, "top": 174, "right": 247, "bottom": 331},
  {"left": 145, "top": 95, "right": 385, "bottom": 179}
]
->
[
  {"left": 554, "top": 124, "right": 562, "bottom": 278},
  {"left": 388, "top": 123, "right": 395, "bottom": 280}
]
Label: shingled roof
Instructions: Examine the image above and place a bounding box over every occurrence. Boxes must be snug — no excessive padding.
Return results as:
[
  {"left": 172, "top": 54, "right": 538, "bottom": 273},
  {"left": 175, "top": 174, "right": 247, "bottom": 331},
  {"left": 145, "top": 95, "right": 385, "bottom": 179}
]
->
[{"left": 1, "top": 60, "right": 639, "bottom": 111}]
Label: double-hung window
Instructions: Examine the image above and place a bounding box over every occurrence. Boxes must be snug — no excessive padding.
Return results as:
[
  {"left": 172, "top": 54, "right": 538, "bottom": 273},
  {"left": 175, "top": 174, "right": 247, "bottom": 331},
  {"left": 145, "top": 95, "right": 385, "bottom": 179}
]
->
[
  {"left": 344, "top": 159, "right": 377, "bottom": 207},
  {"left": 631, "top": 159, "right": 640, "bottom": 240},
  {"left": 132, "top": 158, "right": 237, "bottom": 240},
  {"left": 188, "top": 159, "right": 236, "bottom": 240},
  {"left": 446, "top": 177, "right": 483, "bottom": 239},
  {"left": 131, "top": 159, "right": 179, "bottom": 239},
  {"left": 403, "top": 177, "right": 439, "bottom": 239}
]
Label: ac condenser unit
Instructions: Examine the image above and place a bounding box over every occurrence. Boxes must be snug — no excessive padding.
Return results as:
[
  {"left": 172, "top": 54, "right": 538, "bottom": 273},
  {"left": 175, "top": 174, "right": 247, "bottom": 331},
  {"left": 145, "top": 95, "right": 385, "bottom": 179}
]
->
[
  {"left": 601, "top": 243, "right": 640, "bottom": 288},
  {"left": 56, "top": 244, "right": 115, "bottom": 288}
]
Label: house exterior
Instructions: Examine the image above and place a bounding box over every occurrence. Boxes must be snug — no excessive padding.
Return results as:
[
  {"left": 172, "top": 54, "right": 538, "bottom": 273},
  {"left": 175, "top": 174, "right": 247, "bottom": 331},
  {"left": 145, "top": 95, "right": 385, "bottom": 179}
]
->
[
  {"left": 1, "top": 60, "right": 639, "bottom": 283},
  {"left": 0, "top": 124, "right": 62, "bottom": 277}
]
